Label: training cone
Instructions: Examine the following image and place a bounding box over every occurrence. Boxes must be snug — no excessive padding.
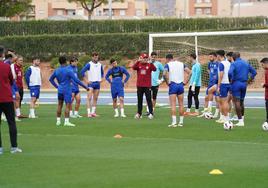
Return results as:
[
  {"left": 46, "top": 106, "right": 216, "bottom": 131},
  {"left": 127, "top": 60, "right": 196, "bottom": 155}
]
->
[
  {"left": 209, "top": 169, "right": 223, "bottom": 175},
  {"left": 114, "top": 134, "right": 123, "bottom": 139}
]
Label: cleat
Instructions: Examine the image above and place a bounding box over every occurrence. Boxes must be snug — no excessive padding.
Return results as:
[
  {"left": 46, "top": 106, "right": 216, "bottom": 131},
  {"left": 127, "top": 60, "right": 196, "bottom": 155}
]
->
[
  {"left": 70, "top": 114, "right": 77, "bottom": 118},
  {"left": 231, "top": 115, "right": 239, "bottom": 122},
  {"left": 148, "top": 114, "right": 154, "bottom": 120},
  {"left": 114, "top": 114, "right": 119, "bottom": 118},
  {"left": 56, "top": 121, "right": 61, "bottom": 126},
  {"left": 216, "top": 119, "right": 225, "bottom": 124},
  {"left": 144, "top": 112, "right": 150, "bottom": 116},
  {"left": 10, "top": 147, "right": 22, "bottom": 154},
  {"left": 168, "top": 124, "right": 177, "bottom": 128},
  {"left": 91, "top": 113, "right": 98, "bottom": 118},
  {"left": 28, "top": 114, "right": 37, "bottom": 119},
  {"left": 87, "top": 114, "right": 92, "bottom": 118},
  {"left": 15, "top": 117, "right": 21, "bottom": 122},
  {"left": 121, "top": 114, "right": 127, "bottom": 118},
  {"left": 235, "top": 122, "right": 244, "bottom": 127},
  {"left": 177, "top": 123, "right": 183, "bottom": 127},
  {"left": 75, "top": 114, "right": 83, "bottom": 118},
  {"left": 197, "top": 113, "right": 205, "bottom": 118},
  {"left": 134, "top": 113, "right": 142, "bottom": 119},
  {"left": 64, "top": 122, "right": 76, "bottom": 127}
]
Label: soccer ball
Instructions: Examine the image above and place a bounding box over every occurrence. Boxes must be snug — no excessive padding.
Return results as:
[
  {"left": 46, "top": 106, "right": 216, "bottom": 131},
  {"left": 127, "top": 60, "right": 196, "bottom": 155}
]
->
[
  {"left": 262, "top": 122, "right": 268, "bottom": 131},
  {"left": 204, "top": 112, "right": 213, "bottom": 119},
  {"left": 223, "top": 121, "right": 233, "bottom": 131}
]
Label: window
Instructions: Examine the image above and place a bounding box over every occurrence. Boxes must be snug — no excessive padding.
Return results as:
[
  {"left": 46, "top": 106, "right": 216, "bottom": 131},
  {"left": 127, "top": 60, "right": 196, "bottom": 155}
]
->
[
  {"left": 195, "top": 8, "right": 202, "bottom": 15},
  {"left": 204, "top": 0, "right": 211, "bottom": 3},
  {"left": 67, "top": 9, "right": 76, "bottom": 16},
  {"left": 56, "top": 9, "right": 64, "bottom": 16},
  {"left": 119, "top": 10, "right": 126, "bottom": 16},
  {"left": 204, "top": 8, "right": 211, "bottom": 15},
  {"left": 136, "top": 9, "right": 142, "bottom": 16},
  {"left": 195, "top": 0, "right": 202, "bottom": 3}
]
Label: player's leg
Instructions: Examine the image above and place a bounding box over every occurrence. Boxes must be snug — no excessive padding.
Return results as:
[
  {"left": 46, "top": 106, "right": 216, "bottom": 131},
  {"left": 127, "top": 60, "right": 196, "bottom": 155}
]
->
[
  {"left": 152, "top": 86, "right": 159, "bottom": 112},
  {"left": 19, "top": 88, "right": 24, "bottom": 108},
  {"left": 63, "top": 92, "right": 75, "bottom": 126},
  {"left": 193, "top": 86, "right": 200, "bottom": 114},
  {"left": 168, "top": 94, "right": 177, "bottom": 127},
  {"left": 87, "top": 88, "right": 93, "bottom": 117},
  {"left": 69, "top": 93, "right": 75, "bottom": 117},
  {"left": 15, "top": 92, "right": 21, "bottom": 119},
  {"left": 91, "top": 89, "right": 100, "bottom": 117},
  {"left": 207, "top": 85, "right": 217, "bottom": 112},
  {"left": 177, "top": 93, "right": 184, "bottom": 126},
  {"left": 118, "top": 87, "right": 126, "bottom": 117},
  {"left": 74, "top": 92, "right": 82, "bottom": 117},
  {"left": 0, "top": 105, "right": 3, "bottom": 153},
  {"left": 266, "top": 99, "right": 268, "bottom": 123},
  {"left": 29, "top": 97, "right": 37, "bottom": 118},
  {"left": 136, "top": 87, "right": 144, "bottom": 118},
  {"left": 2, "top": 102, "right": 21, "bottom": 153},
  {"left": 113, "top": 97, "right": 119, "bottom": 117},
  {"left": 220, "top": 85, "right": 230, "bottom": 123},
  {"left": 145, "top": 87, "right": 153, "bottom": 119},
  {"left": 186, "top": 86, "right": 193, "bottom": 113}
]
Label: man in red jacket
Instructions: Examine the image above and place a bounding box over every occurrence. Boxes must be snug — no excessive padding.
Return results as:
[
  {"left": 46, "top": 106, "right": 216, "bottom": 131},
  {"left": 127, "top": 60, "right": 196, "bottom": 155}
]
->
[
  {"left": 132, "top": 53, "right": 156, "bottom": 119},
  {"left": 261, "top": 58, "right": 268, "bottom": 124},
  {"left": 0, "top": 46, "right": 22, "bottom": 154}
]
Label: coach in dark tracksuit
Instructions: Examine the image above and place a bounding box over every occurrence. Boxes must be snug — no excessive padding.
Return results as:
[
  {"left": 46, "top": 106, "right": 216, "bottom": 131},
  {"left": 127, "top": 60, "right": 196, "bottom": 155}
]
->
[{"left": 0, "top": 46, "right": 21, "bottom": 154}]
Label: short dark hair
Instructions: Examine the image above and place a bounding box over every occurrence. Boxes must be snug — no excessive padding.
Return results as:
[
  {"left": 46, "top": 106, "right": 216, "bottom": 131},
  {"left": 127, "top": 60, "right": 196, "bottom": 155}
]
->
[
  {"left": 151, "top": 51, "right": 157, "bottom": 56},
  {"left": 209, "top": 52, "right": 217, "bottom": 57},
  {"left": 59, "top": 56, "right": 67, "bottom": 65},
  {"left": 190, "top": 53, "right": 196, "bottom": 60},
  {"left": 216, "top": 50, "right": 225, "bottom": 57},
  {"left": 32, "top": 57, "right": 40, "bottom": 61},
  {"left": 5, "top": 53, "right": 13, "bottom": 59},
  {"left": 226, "top": 52, "right": 233, "bottom": 57},
  {"left": 110, "top": 58, "right": 116, "bottom": 64},
  {"left": 232, "top": 52, "right": 240, "bottom": 60},
  {"left": 261, "top": 58, "right": 268, "bottom": 64},
  {"left": 166, "top": 54, "right": 173, "bottom": 59},
  {"left": 92, "top": 52, "right": 99, "bottom": 57},
  {"left": 0, "top": 46, "right": 5, "bottom": 57},
  {"left": 70, "top": 56, "right": 78, "bottom": 63}
]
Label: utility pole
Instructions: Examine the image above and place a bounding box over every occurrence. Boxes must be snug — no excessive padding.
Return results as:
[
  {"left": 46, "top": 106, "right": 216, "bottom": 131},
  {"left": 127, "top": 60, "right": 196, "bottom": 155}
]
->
[{"left": 109, "top": 0, "right": 112, "bottom": 19}]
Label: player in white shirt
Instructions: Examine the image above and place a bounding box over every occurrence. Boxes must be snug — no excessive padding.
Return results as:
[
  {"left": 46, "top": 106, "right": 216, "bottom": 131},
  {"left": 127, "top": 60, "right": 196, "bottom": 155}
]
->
[
  {"left": 80, "top": 52, "right": 104, "bottom": 117},
  {"left": 25, "top": 58, "right": 42, "bottom": 118},
  {"left": 163, "top": 54, "right": 191, "bottom": 127},
  {"left": 216, "top": 50, "right": 231, "bottom": 124}
]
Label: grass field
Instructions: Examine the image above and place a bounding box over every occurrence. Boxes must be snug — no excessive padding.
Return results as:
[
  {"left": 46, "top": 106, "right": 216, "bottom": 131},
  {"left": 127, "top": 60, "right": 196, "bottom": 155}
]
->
[{"left": 0, "top": 105, "right": 267, "bottom": 188}]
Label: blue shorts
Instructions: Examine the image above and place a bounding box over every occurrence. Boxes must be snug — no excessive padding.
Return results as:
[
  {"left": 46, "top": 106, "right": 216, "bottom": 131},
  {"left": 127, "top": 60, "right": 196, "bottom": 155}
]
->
[
  {"left": 206, "top": 83, "right": 217, "bottom": 96},
  {"left": 30, "top": 86, "right": 40, "bottom": 99},
  {"left": 219, "top": 84, "right": 231, "bottom": 98},
  {"left": 111, "top": 87, "right": 124, "bottom": 99},
  {"left": 58, "top": 90, "right": 72, "bottom": 104},
  {"left": 169, "top": 82, "right": 184, "bottom": 95},
  {"left": 12, "top": 84, "right": 18, "bottom": 100},
  {"left": 232, "top": 81, "right": 247, "bottom": 100},
  {"left": 72, "top": 87, "right": 80, "bottom": 96},
  {"left": 88, "top": 82, "right": 100, "bottom": 90}
]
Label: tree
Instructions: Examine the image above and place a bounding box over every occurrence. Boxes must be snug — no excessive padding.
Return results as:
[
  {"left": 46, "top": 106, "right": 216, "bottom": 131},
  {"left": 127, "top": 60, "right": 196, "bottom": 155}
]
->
[
  {"left": 0, "top": 0, "right": 32, "bottom": 18},
  {"left": 68, "top": 0, "right": 123, "bottom": 20}
]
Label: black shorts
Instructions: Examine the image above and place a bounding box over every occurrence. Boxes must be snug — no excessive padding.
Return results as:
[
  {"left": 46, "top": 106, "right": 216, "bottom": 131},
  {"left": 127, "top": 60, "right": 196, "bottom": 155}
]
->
[{"left": 151, "top": 86, "right": 159, "bottom": 100}]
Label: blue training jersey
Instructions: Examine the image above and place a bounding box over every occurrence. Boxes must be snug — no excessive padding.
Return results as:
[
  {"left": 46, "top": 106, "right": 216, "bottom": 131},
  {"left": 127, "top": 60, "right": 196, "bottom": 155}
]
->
[
  {"left": 208, "top": 61, "right": 218, "bottom": 85},
  {"left": 68, "top": 65, "right": 79, "bottom": 90},
  {"left": 228, "top": 57, "right": 257, "bottom": 83},
  {"left": 49, "top": 65, "right": 87, "bottom": 93},
  {"left": 151, "top": 61, "right": 164, "bottom": 87},
  {"left": 105, "top": 66, "right": 130, "bottom": 87}
]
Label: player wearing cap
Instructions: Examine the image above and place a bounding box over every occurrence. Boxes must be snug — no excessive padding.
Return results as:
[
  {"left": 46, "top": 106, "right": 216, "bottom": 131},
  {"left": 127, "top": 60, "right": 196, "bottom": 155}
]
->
[{"left": 132, "top": 53, "right": 156, "bottom": 119}]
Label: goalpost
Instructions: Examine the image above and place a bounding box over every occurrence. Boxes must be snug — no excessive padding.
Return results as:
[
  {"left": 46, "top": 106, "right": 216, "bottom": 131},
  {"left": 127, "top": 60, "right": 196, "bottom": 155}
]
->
[{"left": 149, "top": 29, "right": 268, "bottom": 89}]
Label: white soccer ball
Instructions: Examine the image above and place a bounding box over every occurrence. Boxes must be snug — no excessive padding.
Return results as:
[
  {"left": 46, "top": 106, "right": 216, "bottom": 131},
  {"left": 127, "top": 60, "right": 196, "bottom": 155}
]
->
[
  {"left": 204, "top": 112, "right": 213, "bottom": 119},
  {"left": 223, "top": 121, "right": 233, "bottom": 131},
  {"left": 262, "top": 122, "right": 268, "bottom": 131}
]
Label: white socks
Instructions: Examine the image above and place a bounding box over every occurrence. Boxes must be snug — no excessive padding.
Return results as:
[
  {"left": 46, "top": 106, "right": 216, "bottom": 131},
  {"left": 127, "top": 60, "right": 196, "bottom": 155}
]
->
[
  {"left": 186, "top": 108, "right": 190, "bottom": 113},
  {"left": 30, "top": 108, "right": 35, "bottom": 116},
  {"left": 16, "top": 108, "right": 21, "bottom": 117},
  {"left": 64, "top": 118, "right": 69, "bottom": 124},
  {"left": 179, "top": 116, "right": 184, "bottom": 124},
  {"left": 92, "top": 107, "right": 96, "bottom": 114},
  {"left": 74, "top": 111, "right": 78, "bottom": 116},
  {"left": 208, "top": 101, "right": 213, "bottom": 108},
  {"left": 172, "top": 116, "right": 176, "bottom": 125},
  {"left": 87, "top": 108, "right": 91, "bottom": 115},
  {"left": 114, "top": 108, "right": 119, "bottom": 116},
  {"left": 121, "top": 108, "right": 125, "bottom": 115},
  {"left": 57, "top": 117, "right": 61, "bottom": 122},
  {"left": 69, "top": 111, "right": 73, "bottom": 116}
]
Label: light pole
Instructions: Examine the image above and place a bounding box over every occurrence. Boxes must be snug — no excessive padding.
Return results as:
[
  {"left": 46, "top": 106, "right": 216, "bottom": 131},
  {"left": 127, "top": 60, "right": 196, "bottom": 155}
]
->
[{"left": 109, "top": 0, "right": 112, "bottom": 19}]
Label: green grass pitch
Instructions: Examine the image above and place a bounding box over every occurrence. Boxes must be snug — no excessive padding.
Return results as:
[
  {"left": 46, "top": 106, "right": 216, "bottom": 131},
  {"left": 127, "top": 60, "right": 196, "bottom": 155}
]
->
[{"left": 0, "top": 105, "right": 267, "bottom": 188}]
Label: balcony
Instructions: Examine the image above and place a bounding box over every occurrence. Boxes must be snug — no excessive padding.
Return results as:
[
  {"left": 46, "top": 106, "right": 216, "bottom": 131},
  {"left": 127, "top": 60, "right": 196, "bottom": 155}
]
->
[{"left": 194, "top": 2, "right": 212, "bottom": 8}]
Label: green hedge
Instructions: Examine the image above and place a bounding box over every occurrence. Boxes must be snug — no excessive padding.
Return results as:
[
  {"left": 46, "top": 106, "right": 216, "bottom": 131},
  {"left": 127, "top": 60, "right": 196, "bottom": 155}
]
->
[
  {"left": 0, "top": 17, "right": 266, "bottom": 36},
  {"left": 0, "top": 33, "right": 148, "bottom": 61}
]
